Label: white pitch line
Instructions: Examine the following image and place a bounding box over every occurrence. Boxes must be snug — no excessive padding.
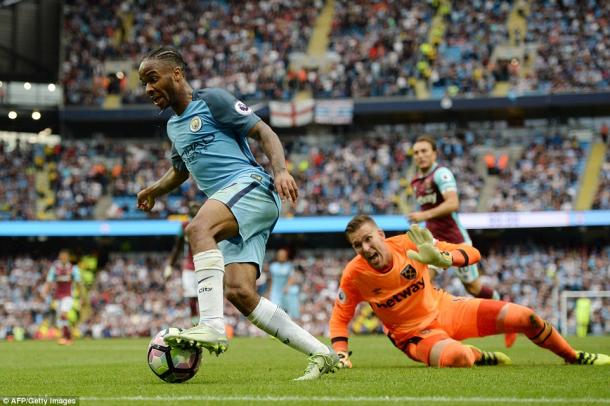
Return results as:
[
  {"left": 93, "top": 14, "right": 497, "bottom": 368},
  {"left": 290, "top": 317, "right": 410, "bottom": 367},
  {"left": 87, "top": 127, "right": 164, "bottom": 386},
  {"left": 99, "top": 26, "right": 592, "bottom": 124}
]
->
[{"left": 80, "top": 395, "right": 610, "bottom": 403}]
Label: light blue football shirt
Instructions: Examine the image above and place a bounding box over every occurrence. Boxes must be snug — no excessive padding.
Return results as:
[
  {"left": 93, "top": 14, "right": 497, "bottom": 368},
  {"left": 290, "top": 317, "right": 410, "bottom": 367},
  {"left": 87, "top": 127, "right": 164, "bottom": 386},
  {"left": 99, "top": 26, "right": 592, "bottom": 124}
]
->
[
  {"left": 269, "top": 261, "right": 294, "bottom": 306},
  {"left": 167, "top": 88, "right": 271, "bottom": 196}
]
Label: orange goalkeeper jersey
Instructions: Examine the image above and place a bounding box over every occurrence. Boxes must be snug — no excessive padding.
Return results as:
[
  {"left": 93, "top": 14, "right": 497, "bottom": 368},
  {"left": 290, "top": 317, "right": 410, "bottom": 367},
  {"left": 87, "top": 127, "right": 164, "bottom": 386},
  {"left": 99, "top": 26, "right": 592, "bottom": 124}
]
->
[{"left": 330, "top": 234, "right": 480, "bottom": 340}]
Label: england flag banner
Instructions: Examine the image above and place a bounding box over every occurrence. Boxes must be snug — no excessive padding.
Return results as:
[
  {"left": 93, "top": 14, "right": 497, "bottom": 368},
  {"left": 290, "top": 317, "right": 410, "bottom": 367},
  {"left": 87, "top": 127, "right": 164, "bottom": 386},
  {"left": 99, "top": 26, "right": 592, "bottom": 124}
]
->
[{"left": 269, "top": 99, "right": 315, "bottom": 127}]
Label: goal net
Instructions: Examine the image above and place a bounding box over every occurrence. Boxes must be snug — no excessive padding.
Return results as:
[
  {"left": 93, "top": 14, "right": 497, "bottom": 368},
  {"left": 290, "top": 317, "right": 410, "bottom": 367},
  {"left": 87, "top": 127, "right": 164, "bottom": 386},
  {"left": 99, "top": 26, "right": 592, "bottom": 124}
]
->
[{"left": 559, "top": 290, "right": 610, "bottom": 336}]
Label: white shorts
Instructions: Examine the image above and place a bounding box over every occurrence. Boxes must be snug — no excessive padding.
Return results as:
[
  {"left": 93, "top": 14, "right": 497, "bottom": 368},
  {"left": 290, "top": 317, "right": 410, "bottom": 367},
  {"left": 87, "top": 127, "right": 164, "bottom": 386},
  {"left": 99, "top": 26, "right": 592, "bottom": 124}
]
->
[
  {"left": 182, "top": 269, "right": 197, "bottom": 298},
  {"left": 429, "top": 264, "right": 480, "bottom": 284},
  {"left": 454, "top": 264, "right": 480, "bottom": 284},
  {"left": 58, "top": 297, "right": 74, "bottom": 314}
]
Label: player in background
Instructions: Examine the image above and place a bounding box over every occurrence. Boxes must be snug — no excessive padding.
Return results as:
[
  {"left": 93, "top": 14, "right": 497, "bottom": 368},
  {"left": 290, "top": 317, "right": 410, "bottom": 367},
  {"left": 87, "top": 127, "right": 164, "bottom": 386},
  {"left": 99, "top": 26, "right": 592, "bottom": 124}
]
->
[
  {"left": 43, "top": 249, "right": 82, "bottom": 345},
  {"left": 165, "top": 202, "right": 200, "bottom": 326},
  {"left": 136, "top": 46, "right": 338, "bottom": 380},
  {"left": 269, "top": 248, "right": 294, "bottom": 310},
  {"left": 409, "top": 135, "right": 500, "bottom": 300},
  {"left": 329, "top": 215, "right": 610, "bottom": 368}
]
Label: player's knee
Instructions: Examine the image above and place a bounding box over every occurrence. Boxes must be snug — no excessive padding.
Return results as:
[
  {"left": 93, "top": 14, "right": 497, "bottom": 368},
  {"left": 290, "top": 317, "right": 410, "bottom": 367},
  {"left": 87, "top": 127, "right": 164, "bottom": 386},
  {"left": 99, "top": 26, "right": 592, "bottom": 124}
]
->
[
  {"left": 186, "top": 216, "right": 237, "bottom": 246},
  {"left": 225, "top": 283, "right": 256, "bottom": 309},
  {"left": 506, "top": 303, "right": 540, "bottom": 334},
  {"left": 437, "top": 342, "right": 475, "bottom": 368},
  {"left": 184, "top": 219, "right": 209, "bottom": 242}
]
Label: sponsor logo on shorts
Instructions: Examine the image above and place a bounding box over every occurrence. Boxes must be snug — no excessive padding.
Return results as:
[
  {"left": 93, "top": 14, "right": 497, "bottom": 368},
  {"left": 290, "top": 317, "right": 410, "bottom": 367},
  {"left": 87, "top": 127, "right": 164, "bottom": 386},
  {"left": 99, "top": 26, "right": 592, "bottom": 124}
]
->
[{"left": 374, "top": 278, "right": 425, "bottom": 309}]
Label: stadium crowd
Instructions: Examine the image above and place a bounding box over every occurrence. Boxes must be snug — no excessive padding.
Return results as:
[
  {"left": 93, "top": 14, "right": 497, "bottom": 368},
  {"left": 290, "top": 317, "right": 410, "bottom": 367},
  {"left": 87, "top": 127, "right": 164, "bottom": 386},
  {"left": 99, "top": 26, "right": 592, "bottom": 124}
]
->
[
  {"left": 1, "top": 125, "right": 598, "bottom": 220},
  {"left": 0, "top": 140, "right": 37, "bottom": 220},
  {"left": 63, "top": 0, "right": 320, "bottom": 105},
  {"left": 521, "top": 0, "right": 610, "bottom": 94},
  {"left": 425, "top": 0, "right": 511, "bottom": 98},
  {"left": 312, "top": 0, "right": 432, "bottom": 98},
  {"left": 592, "top": 145, "right": 610, "bottom": 210},
  {"left": 1, "top": 242, "right": 608, "bottom": 341},
  {"left": 486, "top": 131, "right": 585, "bottom": 211},
  {"left": 60, "top": 0, "right": 610, "bottom": 105}
]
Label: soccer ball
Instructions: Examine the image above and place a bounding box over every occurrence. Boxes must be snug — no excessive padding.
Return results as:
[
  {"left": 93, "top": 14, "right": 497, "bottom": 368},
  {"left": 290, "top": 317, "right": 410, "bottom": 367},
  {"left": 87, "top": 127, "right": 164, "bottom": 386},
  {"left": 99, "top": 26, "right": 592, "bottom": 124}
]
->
[{"left": 147, "top": 327, "right": 202, "bottom": 383}]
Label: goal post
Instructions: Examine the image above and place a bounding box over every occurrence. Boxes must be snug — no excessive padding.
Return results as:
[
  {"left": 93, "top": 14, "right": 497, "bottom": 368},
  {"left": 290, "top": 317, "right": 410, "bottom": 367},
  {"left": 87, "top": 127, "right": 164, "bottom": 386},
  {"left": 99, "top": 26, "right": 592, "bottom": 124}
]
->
[{"left": 559, "top": 290, "right": 610, "bottom": 336}]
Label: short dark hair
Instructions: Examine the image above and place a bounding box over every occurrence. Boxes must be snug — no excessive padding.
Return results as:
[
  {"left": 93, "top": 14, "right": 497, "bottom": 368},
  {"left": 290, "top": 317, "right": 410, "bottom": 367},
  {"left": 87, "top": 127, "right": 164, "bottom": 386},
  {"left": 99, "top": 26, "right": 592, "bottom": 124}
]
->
[
  {"left": 414, "top": 135, "right": 437, "bottom": 151},
  {"left": 144, "top": 46, "right": 187, "bottom": 71},
  {"left": 345, "top": 214, "right": 377, "bottom": 237}
]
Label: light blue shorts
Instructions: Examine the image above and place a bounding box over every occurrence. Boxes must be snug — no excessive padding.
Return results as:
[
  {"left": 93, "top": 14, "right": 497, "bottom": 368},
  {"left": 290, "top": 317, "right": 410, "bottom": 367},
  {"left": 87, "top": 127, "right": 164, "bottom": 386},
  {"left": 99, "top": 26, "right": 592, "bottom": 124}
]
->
[{"left": 210, "top": 174, "right": 281, "bottom": 274}]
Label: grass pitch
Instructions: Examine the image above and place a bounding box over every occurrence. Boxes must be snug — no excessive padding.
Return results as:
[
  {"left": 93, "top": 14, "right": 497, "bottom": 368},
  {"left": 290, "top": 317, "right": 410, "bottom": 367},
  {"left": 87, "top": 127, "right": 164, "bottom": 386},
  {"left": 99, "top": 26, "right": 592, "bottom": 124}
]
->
[{"left": 0, "top": 335, "right": 608, "bottom": 405}]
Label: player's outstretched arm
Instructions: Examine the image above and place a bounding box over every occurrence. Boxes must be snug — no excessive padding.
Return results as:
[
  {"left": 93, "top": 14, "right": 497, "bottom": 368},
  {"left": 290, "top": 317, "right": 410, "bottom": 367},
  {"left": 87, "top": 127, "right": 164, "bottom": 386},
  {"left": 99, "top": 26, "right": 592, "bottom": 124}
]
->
[
  {"left": 137, "top": 167, "right": 189, "bottom": 212},
  {"left": 406, "top": 224, "right": 480, "bottom": 268},
  {"left": 248, "top": 121, "right": 298, "bottom": 204},
  {"left": 330, "top": 275, "right": 362, "bottom": 369},
  {"left": 407, "top": 224, "right": 452, "bottom": 268}
]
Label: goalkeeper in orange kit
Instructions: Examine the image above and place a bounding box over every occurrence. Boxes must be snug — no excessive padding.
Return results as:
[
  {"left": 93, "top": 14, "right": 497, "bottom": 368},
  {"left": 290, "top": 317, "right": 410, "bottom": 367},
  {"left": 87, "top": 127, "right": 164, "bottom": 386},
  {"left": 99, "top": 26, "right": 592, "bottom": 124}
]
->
[{"left": 330, "top": 215, "right": 610, "bottom": 368}]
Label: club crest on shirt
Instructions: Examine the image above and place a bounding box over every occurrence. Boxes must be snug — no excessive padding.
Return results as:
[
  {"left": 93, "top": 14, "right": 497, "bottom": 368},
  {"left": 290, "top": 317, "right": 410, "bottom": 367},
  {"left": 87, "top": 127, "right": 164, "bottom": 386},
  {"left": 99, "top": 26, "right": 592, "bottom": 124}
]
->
[
  {"left": 400, "top": 264, "right": 417, "bottom": 280},
  {"left": 337, "top": 288, "right": 347, "bottom": 304},
  {"left": 190, "top": 116, "right": 202, "bottom": 132},
  {"left": 234, "top": 101, "right": 252, "bottom": 115}
]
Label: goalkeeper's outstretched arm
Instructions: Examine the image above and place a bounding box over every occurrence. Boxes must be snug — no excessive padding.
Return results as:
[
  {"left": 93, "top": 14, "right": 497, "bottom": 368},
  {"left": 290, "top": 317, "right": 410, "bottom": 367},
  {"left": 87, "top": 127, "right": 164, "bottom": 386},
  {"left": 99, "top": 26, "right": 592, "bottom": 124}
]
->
[
  {"left": 329, "top": 274, "right": 362, "bottom": 368},
  {"left": 329, "top": 305, "right": 354, "bottom": 369},
  {"left": 406, "top": 224, "right": 481, "bottom": 268}
]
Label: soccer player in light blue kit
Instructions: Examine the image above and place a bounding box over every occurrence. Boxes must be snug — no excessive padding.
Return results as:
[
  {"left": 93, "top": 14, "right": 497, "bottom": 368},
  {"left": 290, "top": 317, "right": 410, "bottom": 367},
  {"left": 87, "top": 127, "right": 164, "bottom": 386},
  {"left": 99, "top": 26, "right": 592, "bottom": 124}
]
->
[
  {"left": 269, "top": 248, "right": 294, "bottom": 309},
  {"left": 136, "top": 46, "right": 338, "bottom": 380}
]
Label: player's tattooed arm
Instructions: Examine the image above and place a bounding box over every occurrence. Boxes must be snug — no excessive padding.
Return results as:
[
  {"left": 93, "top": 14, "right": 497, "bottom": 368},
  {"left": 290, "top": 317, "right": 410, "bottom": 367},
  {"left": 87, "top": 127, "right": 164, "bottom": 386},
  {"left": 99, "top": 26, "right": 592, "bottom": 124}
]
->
[{"left": 248, "top": 121, "right": 298, "bottom": 204}]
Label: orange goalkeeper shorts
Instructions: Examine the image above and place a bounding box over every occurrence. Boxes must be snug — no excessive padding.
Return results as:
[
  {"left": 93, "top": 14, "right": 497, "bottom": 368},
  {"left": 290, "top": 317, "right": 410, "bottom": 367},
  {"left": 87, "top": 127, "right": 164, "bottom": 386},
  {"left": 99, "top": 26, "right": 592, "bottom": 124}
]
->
[{"left": 387, "top": 296, "right": 506, "bottom": 365}]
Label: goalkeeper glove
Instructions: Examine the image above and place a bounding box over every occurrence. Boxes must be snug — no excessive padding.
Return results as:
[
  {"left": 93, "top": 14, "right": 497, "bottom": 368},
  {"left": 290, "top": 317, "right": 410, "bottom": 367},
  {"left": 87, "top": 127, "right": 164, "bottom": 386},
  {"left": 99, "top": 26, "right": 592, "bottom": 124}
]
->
[
  {"left": 337, "top": 351, "right": 352, "bottom": 369},
  {"left": 163, "top": 264, "right": 173, "bottom": 279},
  {"left": 406, "top": 224, "right": 452, "bottom": 268}
]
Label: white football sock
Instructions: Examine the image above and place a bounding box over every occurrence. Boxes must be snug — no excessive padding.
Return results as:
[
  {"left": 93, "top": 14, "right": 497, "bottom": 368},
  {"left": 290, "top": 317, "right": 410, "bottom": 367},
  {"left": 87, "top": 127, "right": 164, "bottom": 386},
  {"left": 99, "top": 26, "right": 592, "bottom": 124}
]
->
[
  {"left": 247, "top": 297, "right": 328, "bottom": 356},
  {"left": 193, "top": 249, "right": 225, "bottom": 333}
]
